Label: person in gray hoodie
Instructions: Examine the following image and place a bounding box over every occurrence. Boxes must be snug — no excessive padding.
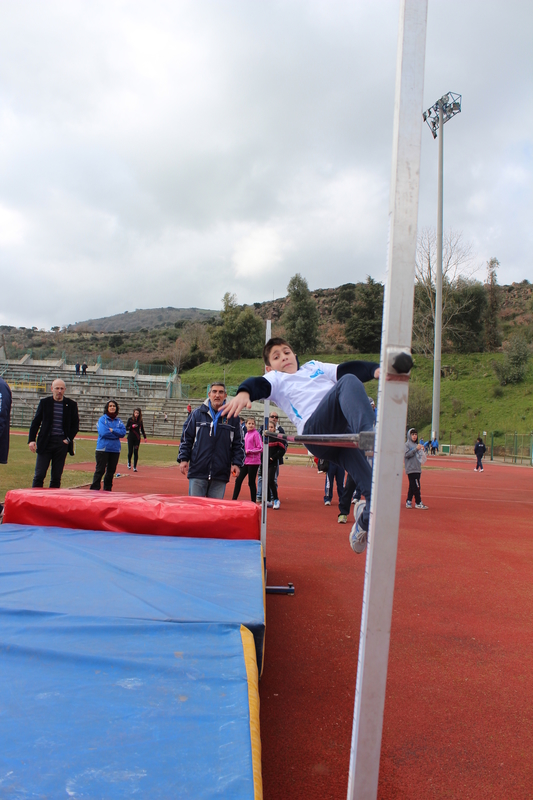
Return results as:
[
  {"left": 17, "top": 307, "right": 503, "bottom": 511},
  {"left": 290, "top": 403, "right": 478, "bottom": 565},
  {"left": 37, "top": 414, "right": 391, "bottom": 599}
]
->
[{"left": 404, "top": 428, "right": 428, "bottom": 509}]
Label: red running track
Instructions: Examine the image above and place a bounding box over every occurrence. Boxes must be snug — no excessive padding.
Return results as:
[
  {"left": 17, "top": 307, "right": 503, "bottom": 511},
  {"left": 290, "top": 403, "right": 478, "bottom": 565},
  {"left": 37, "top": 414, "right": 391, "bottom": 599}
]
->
[{"left": 64, "top": 455, "right": 533, "bottom": 799}]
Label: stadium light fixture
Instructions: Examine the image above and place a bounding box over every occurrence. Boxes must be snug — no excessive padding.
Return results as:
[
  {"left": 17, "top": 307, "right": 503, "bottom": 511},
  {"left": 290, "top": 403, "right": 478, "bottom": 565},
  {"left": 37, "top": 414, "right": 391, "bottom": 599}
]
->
[{"left": 423, "top": 92, "right": 462, "bottom": 442}]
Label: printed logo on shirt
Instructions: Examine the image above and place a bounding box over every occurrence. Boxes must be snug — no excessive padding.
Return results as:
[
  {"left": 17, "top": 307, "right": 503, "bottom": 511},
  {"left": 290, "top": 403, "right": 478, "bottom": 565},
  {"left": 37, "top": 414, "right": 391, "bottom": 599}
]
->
[
  {"left": 291, "top": 403, "right": 303, "bottom": 420},
  {"left": 309, "top": 368, "right": 324, "bottom": 379}
]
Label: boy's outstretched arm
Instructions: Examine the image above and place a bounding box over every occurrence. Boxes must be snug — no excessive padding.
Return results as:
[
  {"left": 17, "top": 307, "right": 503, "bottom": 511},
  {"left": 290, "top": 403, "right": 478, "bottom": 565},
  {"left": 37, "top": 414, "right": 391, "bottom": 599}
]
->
[
  {"left": 337, "top": 360, "right": 380, "bottom": 382},
  {"left": 222, "top": 391, "right": 252, "bottom": 419},
  {"left": 221, "top": 376, "right": 272, "bottom": 418}
]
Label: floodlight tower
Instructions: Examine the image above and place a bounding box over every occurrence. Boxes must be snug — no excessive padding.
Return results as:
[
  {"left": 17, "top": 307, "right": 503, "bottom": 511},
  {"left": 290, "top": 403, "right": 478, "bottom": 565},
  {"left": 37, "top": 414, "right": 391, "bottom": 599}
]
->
[{"left": 423, "top": 92, "right": 461, "bottom": 441}]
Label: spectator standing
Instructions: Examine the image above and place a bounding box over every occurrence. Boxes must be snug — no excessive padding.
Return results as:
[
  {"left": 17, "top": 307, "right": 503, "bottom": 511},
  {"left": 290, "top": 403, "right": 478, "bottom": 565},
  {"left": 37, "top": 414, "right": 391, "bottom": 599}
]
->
[
  {"left": 0, "top": 376, "right": 12, "bottom": 517},
  {"left": 178, "top": 383, "right": 244, "bottom": 499},
  {"left": 75, "top": 362, "right": 80, "bottom": 376},
  {"left": 232, "top": 418, "right": 262, "bottom": 502},
  {"left": 431, "top": 437, "right": 439, "bottom": 455},
  {"left": 474, "top": 437, "right": 486, "bottom": 472},
  {"left": 90, "top": 400, "right": 126, "bottom": 491},
  {"left": 81, "top": 362, "right": 87, "bottom": 376},
  {"left": 337, "top": 474, "right": 362, "bottom": 524},
  {"left": 324, "top": 462, "right": 345, "bottom": 507},
  {"left": 126, "top": 408, "right": 147, "bottom": 472},
  {"left": 28, "top": 379, "right": 79, "bottom": 489},
  {"left": 405, "top": 428, "right": 428, "bottom": 509},
  {"left": 267, "top": 419, "right": 286, "bottom": 509},
  {"left": 257, "top": 410, "right": 286, "bottom": 501}
]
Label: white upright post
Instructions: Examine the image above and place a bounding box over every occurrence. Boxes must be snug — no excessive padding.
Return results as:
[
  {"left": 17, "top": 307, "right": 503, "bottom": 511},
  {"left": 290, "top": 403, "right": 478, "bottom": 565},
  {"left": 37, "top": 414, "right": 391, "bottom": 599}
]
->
[
  {"left": 347, "top": 2, "right": 427, "bottom": 799},
  {"left": 260, "top": 320, "right": 272, "bottom": 557}
]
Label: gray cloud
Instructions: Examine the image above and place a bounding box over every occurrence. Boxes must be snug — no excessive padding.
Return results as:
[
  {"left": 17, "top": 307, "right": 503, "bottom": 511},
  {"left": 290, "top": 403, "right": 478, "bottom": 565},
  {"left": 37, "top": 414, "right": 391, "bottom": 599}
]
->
[{"left": 0, "top": 0, "right": 530, "bottom": 328}]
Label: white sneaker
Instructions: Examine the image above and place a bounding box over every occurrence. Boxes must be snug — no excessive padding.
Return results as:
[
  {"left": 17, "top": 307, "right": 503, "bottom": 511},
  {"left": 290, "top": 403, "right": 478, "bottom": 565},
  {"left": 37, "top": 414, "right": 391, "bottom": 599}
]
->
[
  {"left": 324, "top": 500, "right": 331, "bottom": 506},
  {"left": 349, "top": 500, "right": 367, "bottom": 554},
  {"left": 273, "top": 499, "right": 280, "bottom": 510},
  {"left": 405, "top": 500, "right": 412, "bottom": 508},
  {"left": 415, "top": 503, "right": 428, "bottom": 509}
]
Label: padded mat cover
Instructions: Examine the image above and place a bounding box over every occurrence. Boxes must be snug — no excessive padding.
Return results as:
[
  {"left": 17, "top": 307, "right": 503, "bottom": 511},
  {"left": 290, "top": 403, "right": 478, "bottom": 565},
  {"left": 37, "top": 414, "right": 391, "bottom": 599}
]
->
[
  {"left": 3, "top": 489, "right": 261, "bottom": 540},
  {"left": 0, "top": 524, "right": 265, "bottom": 671},
  {"left": 0, "top": 615, "right": 261, "bottom": 798}
]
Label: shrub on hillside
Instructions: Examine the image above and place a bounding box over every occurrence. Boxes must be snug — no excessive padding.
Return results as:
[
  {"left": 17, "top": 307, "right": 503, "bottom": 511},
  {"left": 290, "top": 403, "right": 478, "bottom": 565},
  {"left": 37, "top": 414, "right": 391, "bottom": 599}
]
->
[{"left": 493, "top": 335, "right": 530, "bottom": 385}]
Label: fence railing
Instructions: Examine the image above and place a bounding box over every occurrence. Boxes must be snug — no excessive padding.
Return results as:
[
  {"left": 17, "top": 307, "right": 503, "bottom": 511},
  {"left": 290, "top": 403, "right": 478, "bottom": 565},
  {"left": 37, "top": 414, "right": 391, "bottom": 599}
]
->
[{"left": 501, "top": 433, "right": 533, "bottom": 466}]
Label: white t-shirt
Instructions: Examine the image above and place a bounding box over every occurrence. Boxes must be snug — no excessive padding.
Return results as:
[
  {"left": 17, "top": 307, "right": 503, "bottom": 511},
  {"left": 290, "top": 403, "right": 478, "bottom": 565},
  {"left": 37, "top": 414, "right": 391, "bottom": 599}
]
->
[{"left": 264, "top": 360, "right": 338, "bottom": 434}]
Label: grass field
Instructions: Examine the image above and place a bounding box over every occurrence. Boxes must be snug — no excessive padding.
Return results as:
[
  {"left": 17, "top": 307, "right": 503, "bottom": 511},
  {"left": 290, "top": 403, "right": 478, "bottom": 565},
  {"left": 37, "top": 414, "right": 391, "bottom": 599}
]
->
[{"left": 1, "top": 433, "right": 180, "bottom": 502}]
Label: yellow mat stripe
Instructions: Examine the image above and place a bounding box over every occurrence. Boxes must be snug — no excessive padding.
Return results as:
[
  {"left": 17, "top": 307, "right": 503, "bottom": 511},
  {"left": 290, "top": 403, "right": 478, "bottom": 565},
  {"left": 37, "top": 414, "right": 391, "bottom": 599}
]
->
[{"left": 240, "top": 624, "right": 263, "bottom": 800}]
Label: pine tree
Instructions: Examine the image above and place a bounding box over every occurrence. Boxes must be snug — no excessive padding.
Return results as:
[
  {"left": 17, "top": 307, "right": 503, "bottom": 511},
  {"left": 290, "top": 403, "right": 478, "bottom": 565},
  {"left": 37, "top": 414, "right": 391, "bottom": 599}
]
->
[
  {"left": 211, "top": 293, "right": 263, "bottom": 362},
  {"left": 484, "top": 258, "right": 502, "bottom": 351},
  {"left": 282, "top": 274, "right": 319, "bottom": 354},
  {"left": 344, "top": 277, "right": 384, "bottom": 353}
]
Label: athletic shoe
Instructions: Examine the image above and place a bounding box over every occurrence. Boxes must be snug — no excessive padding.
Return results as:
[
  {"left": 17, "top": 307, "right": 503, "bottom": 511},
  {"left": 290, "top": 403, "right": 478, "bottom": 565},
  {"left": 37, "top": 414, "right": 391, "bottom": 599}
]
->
[
  {"left": 266, "top": 501, "right": 273, "bottom": 508},
  {"left": 349, "top": 500, "right": 367, "bottom": 554},
  {"left": 324, "top": 500, "right": 331, "bottom": 506},
  {"left": 133, "top": 468, "right": 137, "bottom": 472},
  {"left": 127, "top": 463, "right": 131, "bottom": 469},
  {"left": 405, "top": 500, "right": 412, "bottom": 508},
  {"left": 273, "top": 500, "right": 280, "bottom": 509},
  {"left": 338, "top": 514, "right": 348, "bottom": 524},
  {"left": 415, "top": 503, "right": 428, "bottom": 509}
]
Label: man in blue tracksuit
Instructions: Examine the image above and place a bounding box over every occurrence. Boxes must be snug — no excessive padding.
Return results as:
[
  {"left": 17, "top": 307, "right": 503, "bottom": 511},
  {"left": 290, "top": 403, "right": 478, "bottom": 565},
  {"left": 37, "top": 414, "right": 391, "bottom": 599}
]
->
[{"left": 178, "top": 383, "right": 245, "bottom": 499}]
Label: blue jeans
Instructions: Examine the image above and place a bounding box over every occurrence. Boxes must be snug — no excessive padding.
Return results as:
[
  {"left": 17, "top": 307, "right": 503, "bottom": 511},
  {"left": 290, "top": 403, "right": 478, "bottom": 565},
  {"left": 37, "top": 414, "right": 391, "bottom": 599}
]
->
[
  {"left": 188, "top": 478, "right": 226, "bottom": 499},
  {"left": 303, "top": 374, "right": 374, "bottom": 530}
]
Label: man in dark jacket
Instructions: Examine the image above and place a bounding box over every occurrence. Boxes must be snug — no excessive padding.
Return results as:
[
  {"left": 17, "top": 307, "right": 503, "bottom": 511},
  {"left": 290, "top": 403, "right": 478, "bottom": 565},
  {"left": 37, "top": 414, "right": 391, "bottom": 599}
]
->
[
  {"left": 178, "top": 383, "right": 244, "bottom": 498},
  {"left": 28, "top": 379, "right": 79, "bottom": 488},
  {"left": 474, "top": 437, "right": 486, "bottom": 472},
  {"left": 0, "top": 376, "right": 12, "bottom": 516}
]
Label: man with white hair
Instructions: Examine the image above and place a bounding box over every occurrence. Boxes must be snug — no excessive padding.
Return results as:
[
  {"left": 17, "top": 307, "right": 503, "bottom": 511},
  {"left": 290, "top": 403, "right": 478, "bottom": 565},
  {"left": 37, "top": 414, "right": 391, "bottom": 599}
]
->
[{"left": 28, "top": 379, "right": 79, "bottom": 488}]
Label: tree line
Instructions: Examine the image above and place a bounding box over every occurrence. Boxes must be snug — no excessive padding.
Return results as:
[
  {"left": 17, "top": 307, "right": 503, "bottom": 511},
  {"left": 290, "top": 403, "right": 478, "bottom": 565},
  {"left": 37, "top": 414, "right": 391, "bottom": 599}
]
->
[{"left": 168, "top": 228, "right": 529, "bottom": 383}]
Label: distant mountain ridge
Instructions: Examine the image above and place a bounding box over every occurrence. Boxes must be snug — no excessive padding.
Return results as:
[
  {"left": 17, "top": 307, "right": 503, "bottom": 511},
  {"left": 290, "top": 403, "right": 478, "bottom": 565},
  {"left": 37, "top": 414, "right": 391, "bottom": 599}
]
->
[{"left": 69, "top": 307, "right": 220, "bottom": 333}]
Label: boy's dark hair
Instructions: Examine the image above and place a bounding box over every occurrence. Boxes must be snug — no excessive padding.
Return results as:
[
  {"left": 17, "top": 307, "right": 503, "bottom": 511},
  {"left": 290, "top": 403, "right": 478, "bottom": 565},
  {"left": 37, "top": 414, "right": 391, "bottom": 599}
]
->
[{"left": 263, "top": 337, "right": 294, "bottom": 366}]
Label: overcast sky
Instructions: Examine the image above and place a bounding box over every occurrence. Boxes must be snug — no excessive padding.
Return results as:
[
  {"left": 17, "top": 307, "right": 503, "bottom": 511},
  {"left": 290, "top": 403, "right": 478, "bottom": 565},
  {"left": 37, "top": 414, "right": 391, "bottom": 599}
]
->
[{"left": 1, "top": 0, "right": 531, "bottom": 329}]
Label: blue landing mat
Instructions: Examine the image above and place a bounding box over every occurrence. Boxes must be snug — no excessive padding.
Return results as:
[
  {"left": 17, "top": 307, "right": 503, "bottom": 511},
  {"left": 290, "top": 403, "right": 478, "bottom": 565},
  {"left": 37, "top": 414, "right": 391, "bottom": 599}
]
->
[
  {"left": 0, "top": 615, "right": 260, "bottom": 798},
  {"left": 0, "top": 524, "right": 265, "bottom": 670}
]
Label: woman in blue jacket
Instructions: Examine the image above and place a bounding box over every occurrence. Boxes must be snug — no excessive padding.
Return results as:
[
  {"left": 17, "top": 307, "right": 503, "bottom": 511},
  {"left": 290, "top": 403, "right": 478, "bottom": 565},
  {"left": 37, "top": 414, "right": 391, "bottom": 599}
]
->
[{"left": 90, "top": 399, "right": 127, "bottom": 491}]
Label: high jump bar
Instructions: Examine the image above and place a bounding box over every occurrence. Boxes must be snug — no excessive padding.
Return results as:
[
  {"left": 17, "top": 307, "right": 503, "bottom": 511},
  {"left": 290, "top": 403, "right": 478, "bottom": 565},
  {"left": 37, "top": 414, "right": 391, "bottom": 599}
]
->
[{"left": 263, "top": 431, "right": 375, "bottom": 451}]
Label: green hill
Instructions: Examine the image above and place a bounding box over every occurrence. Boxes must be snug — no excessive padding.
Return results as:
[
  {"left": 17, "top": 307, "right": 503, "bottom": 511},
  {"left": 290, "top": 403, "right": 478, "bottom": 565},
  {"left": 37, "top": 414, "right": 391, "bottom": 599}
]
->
[{"left": 180, "top": 351, "right": 533, "bottom": 446}]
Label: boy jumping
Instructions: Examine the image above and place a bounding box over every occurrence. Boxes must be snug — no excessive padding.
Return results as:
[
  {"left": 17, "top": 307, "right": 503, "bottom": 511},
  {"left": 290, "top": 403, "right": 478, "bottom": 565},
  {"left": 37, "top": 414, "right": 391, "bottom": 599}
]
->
[{"left": 222, "top": 337, "right": 381, "bottom": 554}]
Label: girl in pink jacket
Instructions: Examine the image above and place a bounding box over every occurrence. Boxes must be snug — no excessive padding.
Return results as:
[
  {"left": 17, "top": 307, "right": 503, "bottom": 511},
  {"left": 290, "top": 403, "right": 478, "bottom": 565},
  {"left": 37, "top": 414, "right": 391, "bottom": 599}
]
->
[{"left": 232, "top": 417, "right": 263, "bottom": 502}]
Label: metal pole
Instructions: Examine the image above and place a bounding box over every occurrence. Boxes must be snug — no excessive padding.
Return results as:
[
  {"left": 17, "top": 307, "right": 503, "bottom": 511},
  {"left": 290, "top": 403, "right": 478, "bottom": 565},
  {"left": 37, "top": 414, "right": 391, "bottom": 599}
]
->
[
  {"left": 260, "top": 320, "right": 272, "bottom": 558},
  {"left": 347, "top": 2, "right": 427, "bottom": 798},
  {"left": 431, "top": 102, "right": 444, "bottom": 441}
]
